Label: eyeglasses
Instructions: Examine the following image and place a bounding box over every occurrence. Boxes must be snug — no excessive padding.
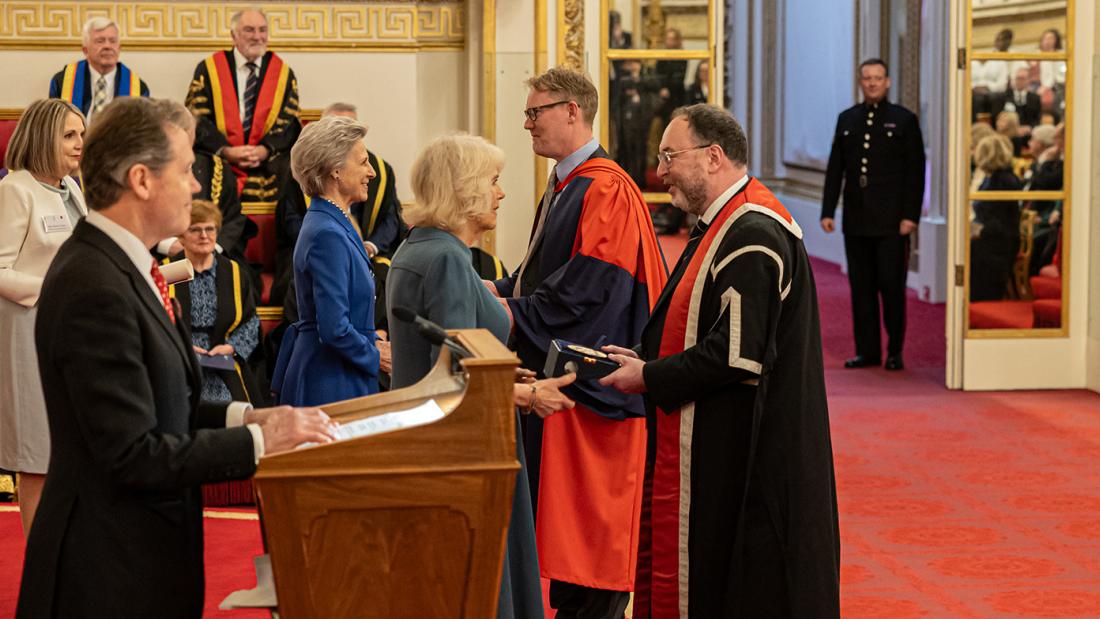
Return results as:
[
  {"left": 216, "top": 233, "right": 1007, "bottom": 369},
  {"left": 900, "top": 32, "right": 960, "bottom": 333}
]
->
[
  {"left": 524, "top": 100, "right": 572, "bottom": 122},
  {"left": 186, "top": 225, "right": 218, "bottom": 237},
  {"left": 656, "top": 144, "right": 714, "bottom": 166}
]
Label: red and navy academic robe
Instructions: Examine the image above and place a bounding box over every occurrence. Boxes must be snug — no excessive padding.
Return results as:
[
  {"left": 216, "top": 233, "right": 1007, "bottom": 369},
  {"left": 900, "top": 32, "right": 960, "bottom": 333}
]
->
[
  {"left": 185, "top": 50, "right": 301, "bottom": 203},
  {"left": 494, "top": 148, "right": 667, "bottom": 591},
  {"left": 48, "top": 60, "right": 149, "bottom": 115},
  {"left": 636, "top": 178, "right": 840, "bottom": 618}
]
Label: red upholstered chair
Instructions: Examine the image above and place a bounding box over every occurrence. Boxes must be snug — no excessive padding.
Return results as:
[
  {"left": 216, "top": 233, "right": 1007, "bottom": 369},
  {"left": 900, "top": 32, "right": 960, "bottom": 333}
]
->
[
  {"left": 1029, "top": 274, "right": 1061, "bottom": 300},
  {"left": 0, "top": 112, "right": 23, "bottom": 171},
  {"left": 1033, "top": 299, "right": 1061, "bottom": 328},
  {"left": 244, "top": 210, "right": 278, "bottom": 304},
  {"left": 968, "top": 300, "right": 1034, "bottom": 329}
]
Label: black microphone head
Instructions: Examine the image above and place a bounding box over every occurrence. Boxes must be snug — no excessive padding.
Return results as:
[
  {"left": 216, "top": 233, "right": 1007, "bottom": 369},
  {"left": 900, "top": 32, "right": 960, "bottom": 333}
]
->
[{"left": 392, "top": 306, "right": 417, "bottom": 323}]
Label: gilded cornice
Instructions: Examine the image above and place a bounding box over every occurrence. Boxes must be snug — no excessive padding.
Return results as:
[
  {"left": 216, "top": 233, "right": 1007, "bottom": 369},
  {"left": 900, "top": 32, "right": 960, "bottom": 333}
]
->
[{"left": 0, "top": 1, "right": 464, "bottom": 51}]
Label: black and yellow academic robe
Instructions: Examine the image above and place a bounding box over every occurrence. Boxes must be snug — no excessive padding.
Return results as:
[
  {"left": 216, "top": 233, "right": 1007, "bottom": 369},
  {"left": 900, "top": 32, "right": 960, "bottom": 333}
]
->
[
  {"left": 191, "top": 150, "right": 256, "bottom": 269},
  {"left": 186, "top": 50, "right": 301, "bottom": 204},
  {"left": 167, "top": 254, "right": 263, "bottom": 404},
  {"left": 636, "top": 178, "right": 840, "bottom": 618}
]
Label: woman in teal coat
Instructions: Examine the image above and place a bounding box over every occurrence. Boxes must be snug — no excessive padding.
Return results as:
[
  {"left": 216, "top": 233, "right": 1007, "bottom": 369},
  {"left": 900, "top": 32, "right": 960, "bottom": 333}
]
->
[
  {"left": 272, "top": 116, "right": 381, "bottom": 405},
  {"left": 388, "top": 134, "right": 576, "bottom": 618}
]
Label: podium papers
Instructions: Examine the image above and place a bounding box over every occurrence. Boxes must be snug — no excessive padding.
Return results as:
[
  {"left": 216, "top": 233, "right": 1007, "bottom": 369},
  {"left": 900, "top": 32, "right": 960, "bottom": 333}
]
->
[{"left": 333, "top": 399, "right": 445, "bottom": 440}]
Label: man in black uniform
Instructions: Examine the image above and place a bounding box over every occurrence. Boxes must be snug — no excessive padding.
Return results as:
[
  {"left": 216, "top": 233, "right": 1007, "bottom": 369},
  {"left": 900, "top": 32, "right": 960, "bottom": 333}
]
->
[{"left": 821, "top": 58, "right": 925, "bottom": 371}]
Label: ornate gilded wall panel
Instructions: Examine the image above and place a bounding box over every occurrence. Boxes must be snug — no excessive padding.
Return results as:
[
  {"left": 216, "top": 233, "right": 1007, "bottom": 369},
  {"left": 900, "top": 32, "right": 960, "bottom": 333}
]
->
[
  {"left": 558, "top": 0, "right": 584, "bottom": 70},
  {"left": 0, "top": 1, "right": 464, "bottom": 51}
]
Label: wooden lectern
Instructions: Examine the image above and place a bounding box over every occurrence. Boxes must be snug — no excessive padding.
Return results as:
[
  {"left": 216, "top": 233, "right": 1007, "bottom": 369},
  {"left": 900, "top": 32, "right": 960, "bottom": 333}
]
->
[{"left": 254, "top": 329, "right": 520, "bottom": 618}]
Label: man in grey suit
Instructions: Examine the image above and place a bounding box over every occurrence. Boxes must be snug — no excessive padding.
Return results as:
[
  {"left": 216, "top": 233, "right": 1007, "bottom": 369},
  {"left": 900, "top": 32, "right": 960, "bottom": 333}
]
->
[{"left": 17, "top": 97, "right": 337, "bottom": 618}]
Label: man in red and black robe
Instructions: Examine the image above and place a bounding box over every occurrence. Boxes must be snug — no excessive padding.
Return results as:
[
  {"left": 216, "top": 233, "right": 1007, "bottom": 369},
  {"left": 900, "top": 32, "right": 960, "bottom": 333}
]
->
[
  {"left": 603, "top": 105, "right": 840, "bottom": 618},
  {"left": 492, "top": 67, "right": 667, "bottom": 618},
  {"left": 185, "top": 8, "right": 300, "bottom": 205}
]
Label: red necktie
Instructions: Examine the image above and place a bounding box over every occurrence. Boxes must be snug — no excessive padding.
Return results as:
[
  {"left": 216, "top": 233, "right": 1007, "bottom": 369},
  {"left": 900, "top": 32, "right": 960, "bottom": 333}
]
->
[{"left": 150, "top": 259, "right": 176, "bottom": 324}]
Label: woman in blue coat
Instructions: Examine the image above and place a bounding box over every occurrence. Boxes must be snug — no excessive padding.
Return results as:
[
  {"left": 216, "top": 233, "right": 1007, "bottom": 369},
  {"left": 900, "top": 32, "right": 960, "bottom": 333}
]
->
[{"left": 272, "top": 116, "right": 381, "bottom": 405}]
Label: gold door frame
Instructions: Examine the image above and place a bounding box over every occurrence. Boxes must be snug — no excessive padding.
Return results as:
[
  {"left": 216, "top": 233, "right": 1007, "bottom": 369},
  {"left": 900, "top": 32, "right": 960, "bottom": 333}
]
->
[
  {"left": 963, "top": 0, "right": 1073, "bottom": 338},
  {"left": 599, "top": 0, "right": 718, "bottom": 205}
]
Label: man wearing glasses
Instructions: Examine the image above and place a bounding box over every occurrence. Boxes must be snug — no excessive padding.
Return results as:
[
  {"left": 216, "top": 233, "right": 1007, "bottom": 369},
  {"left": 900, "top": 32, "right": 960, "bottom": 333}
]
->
[
  {"left": 601, "top": 104, "right": 840, "bottom": 617},
  {"left": 488, "top": 66, "right": 667, "bottom": 619}
]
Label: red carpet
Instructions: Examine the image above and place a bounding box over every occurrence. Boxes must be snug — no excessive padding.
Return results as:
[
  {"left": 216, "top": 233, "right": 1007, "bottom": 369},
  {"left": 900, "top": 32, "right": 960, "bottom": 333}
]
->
[
  {"left": 0, "top": 508, "right": 267, "bottom": 618},
  {"left": 2, "top": 248, "right": 1099, "bottom": 617}
]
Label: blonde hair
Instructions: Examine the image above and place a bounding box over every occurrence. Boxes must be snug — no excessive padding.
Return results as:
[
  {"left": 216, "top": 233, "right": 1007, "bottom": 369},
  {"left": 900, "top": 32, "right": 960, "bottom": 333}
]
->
[
  {"left": 291, "top": 115, "right": 369, "bottom": 197},
  {"left": 970, "top": 122, "right": 995, "bottom": 144},
  {"left": 190, "top": 199, "right": 222, "bottom": 228},
  {"left": 525, "top": 67, "right": 599, "bottom": 125},
  {"left": 974, "top": 134, "right": 1013, "bottom": 173},
  {"left": 995, "top": 110, "right": 1020, "bottom": 137},
  {"left": 406, "top": 134, "right": 505, "bottom": 231},
  {"left": 5, "top": 99, "right": 84, "bottom": 178}
]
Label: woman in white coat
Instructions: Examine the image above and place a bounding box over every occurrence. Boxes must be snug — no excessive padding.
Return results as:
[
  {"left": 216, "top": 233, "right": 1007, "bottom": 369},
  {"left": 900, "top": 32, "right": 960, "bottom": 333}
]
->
[{"left": 0, "top": 98, "right": 86, "bottom": 537}]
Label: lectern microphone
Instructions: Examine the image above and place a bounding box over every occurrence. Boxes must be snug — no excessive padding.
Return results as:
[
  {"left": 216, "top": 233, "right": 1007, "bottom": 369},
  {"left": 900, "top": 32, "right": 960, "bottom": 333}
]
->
[{"left": 391, "top": 306, "right": 473, "bottom": 359}]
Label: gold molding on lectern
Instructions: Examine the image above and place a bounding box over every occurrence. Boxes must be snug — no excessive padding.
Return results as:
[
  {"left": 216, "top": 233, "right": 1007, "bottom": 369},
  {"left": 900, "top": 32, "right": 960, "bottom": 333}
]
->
[{"left": 0, "top": 2, "right": 465, "bottom": 51}]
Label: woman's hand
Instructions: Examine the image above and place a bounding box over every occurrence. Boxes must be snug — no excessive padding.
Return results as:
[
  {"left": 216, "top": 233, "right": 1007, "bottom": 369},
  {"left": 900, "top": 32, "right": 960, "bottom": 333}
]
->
[
  {"left": 497, "top": 298, "right": 514, "bottom": 329},
  {"left": 192, "top": 345, "right": 208, "bottom": 355},
  {"left": 515, "top": 367, "right": 537, "bottom": 384},
  {"left": 207, "top": 344, "right": 234, "bottom": 356},
  {"left": 518, "top": 373, "right": 577, "bottom": 419},
  {"left": 376, "top": 331, "right": 392, "bottom": 374}
]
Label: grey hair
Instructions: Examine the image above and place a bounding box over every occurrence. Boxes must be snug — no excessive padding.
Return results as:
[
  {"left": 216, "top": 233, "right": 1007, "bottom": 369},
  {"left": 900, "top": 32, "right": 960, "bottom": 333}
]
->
[
  {"left": 230, "top": 7, "right": 268, "bottom": 31},
  {"left": 1030, "top": 124, "right": 1056, "bottom": 148},
  {"left": 82, "top": 17, "right": 118, "bottom": 45},
  {"left": 323, "top": 102, "right": 358, "bottom": 117},
  {"left": 291, "top": 116, "right": 369, "bottom": 197}
]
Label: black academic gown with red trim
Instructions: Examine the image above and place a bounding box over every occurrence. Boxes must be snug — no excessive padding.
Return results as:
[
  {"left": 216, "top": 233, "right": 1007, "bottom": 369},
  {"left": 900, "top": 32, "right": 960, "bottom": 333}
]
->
[{"left": 636, "top": 178, "right": 840, "bottom": 618}]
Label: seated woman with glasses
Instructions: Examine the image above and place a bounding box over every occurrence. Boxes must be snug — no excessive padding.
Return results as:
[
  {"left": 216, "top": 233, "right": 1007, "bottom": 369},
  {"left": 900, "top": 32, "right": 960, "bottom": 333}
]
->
[{"left": 168, "top": 200, "right": 263, "bottom": 403}]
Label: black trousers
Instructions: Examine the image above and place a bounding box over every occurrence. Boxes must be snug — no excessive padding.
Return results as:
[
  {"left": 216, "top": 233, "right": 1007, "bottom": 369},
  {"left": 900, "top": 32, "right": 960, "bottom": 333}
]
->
[
  {"left": 844, "top": 234, "right": 910, "bottom": 359},
  {"left": 549, "top": 580, "right": 630, "bottom": 619}
]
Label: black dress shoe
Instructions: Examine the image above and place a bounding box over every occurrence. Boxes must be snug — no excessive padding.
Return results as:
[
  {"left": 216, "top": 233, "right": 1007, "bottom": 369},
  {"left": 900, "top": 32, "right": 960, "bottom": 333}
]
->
[
  {"left": 884, "top": 355, "right": 905, "bottom": 371},
  {"left": 844, "top": 355, "right": 881, "bottom": 368}
]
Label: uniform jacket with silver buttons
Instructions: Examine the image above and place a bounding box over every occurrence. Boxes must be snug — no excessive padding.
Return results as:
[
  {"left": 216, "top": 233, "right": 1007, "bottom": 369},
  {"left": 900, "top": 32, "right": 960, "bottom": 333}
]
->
[{"left": 821, "top": 100, "right": 925, "bottom": 236}]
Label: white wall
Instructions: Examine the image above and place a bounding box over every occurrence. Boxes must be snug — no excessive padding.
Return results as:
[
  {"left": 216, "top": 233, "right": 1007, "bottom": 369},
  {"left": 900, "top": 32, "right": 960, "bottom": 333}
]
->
[{"left": 780, "top": 0, "right": 855, "bottom": 170}]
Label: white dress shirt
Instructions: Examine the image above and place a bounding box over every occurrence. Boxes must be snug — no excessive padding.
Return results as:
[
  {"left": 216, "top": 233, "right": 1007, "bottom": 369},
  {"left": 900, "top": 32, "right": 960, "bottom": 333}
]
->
[
  {"left": 234, "top": 50, "right": 261, "bottom": 119},
  {"left": 700, "top": 174, "right": 750, "bottom": 226}
]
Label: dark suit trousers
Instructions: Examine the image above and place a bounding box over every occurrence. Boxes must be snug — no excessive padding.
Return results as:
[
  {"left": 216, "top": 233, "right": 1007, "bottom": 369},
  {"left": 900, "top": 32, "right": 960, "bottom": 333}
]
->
[
  {"left": 549, "top": 580, "right": 630, "bottom": 619},
  {"left": 844, "top": 234, "right": 909, "bottom": 358}
]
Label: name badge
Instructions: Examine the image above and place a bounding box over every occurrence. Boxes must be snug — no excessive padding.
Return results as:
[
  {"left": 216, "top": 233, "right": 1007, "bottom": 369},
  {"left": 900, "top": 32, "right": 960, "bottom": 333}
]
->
[{"left": 41, "top": 214, "right": 71, "bottom": 233}]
